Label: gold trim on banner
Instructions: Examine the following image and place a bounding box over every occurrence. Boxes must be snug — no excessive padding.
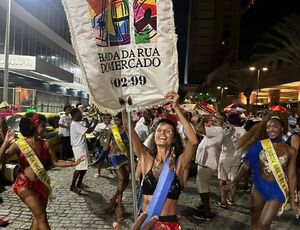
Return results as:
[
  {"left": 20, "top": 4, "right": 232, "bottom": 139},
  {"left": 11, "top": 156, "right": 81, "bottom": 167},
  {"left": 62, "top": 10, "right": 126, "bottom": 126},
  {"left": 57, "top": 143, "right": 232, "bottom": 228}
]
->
[
  {"left": 111, "top": 125, "right": 128, "bottom": 157},
  {"left": 261, "top": 139, "right": 289, "bottom": 215},
  {"left": 15, "top": 139, "right": 52, "bottom": 198}
]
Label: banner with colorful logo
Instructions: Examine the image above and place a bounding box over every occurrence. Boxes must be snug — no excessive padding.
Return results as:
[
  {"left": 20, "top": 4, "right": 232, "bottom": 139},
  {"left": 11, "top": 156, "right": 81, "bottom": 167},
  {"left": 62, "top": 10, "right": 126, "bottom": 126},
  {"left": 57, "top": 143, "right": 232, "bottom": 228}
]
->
[{"left": 62, "top": 0, "right": 179, "bottom": 113}]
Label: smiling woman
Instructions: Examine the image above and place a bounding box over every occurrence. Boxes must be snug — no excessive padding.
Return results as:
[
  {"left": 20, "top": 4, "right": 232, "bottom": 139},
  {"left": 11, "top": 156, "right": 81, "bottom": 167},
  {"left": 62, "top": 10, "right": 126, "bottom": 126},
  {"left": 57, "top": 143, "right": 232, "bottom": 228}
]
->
[
  {"left": 228, "top": 113, "right": 300, "bottom": 230},
  {"left": 0, "top": 113, "right": 82, "bottom": 230},
  {"left": 122, "top": 92, "right": 198, "bottom": 229}
]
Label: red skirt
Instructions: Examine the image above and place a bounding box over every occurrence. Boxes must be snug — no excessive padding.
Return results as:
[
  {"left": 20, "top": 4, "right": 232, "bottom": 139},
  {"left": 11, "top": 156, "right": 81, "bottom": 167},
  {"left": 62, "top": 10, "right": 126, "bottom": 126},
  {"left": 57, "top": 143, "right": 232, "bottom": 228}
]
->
[
  {"left": 154, "top": 215, "right": 181, "bottom": 230},
  {"left": 13, "top": 173, "right": 48, "bottom": 202}
]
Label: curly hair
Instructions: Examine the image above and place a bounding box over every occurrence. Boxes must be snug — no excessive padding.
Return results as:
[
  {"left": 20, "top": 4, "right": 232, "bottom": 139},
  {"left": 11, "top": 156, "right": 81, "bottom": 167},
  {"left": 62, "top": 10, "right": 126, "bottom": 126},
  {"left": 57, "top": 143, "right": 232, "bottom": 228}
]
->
[
  {"left": 19, "top": 113, "right": 47, "bottom": 137},
  {"left": 148, "top": 119, "right": 184, "bottom": 170},
  {"left": 238, "top": 111, "right": 288, "bottom": 152}
]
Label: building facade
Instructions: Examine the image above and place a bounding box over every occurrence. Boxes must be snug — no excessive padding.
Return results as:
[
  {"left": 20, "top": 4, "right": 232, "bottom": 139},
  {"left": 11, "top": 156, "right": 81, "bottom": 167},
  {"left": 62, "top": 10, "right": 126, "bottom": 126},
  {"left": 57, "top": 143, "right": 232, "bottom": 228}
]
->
[
  {"left": 0, "top": 0, "right": 88, "bottom": 112},
  {"left": 187, "top": 0, "right": 255, "bottom": 84}
]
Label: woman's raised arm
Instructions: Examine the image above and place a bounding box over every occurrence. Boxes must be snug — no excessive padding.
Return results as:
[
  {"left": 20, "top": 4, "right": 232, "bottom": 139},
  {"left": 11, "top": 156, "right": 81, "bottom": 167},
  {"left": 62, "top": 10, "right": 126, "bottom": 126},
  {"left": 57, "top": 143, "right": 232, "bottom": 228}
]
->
[
  {"left": 0, "top": 129, "right": 18, "bottom": 164},
  {"left": 122, "top": 111, "right": 148, "bottom": 158},
  {"left": 165, "top": 92, "right": 199, "bottom": 165}
]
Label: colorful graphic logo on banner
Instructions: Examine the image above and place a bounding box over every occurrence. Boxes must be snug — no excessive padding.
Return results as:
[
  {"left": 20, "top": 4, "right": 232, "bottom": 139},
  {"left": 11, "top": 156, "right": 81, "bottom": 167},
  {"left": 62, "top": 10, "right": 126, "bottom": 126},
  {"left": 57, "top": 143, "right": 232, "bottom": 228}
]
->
[
  {"left": 133, "top": 0, "right": 157, "bottom": 44},
  {"left": 88, "top": 0, "right": 157, "bottom": 46},
  {"left": 88, "top": 0, "right": 130, "bottom": 46}
]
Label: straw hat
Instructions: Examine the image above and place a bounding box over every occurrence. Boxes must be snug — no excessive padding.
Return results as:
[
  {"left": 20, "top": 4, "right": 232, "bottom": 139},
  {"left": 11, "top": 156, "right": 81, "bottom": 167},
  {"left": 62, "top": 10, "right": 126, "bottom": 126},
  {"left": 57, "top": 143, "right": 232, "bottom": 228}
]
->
[{"left": 0, "top": 101, "right": 10, "bottom": 109}]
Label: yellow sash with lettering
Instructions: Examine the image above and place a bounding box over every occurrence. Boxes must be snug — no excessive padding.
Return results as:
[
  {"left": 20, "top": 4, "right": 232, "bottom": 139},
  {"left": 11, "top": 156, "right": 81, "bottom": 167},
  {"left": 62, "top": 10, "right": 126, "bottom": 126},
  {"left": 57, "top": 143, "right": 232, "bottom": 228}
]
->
[
  {"left": 15, "top": 138, "right": 52, "bottom": 198},
  {"left": 111, "top": 125, "right": 128, "bottom": 157},
  {"left": 261, "top": 139, "right": 289, "bottom": 215}
]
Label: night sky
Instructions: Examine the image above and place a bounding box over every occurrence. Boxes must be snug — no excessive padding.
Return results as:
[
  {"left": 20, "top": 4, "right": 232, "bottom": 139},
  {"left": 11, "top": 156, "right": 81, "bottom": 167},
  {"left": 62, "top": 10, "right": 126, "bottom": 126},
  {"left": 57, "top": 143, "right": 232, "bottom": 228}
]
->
[
  {"left": 239, "top": 0, "right": 300, "bottom": 62},
  {"left": 173, "top": 0, "right": 190, "bottom": 82}
]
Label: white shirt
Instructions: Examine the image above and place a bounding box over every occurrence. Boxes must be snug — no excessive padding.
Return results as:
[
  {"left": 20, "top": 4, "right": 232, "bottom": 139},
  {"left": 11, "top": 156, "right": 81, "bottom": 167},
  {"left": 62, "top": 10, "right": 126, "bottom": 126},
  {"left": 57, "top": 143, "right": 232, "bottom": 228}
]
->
[
  {"left": 135, "top": 117, "right": 150, "bottom": 143},
  {"left": 206, "top": 126, "right": 246, "bottom": 166},
  {"left": 195, "top": 134, "right": 224, "bottom": 171},
  {"left": 143, "top": 132, "right": 153, "bottom": 148},
  {"left": 70, "top": 121, "right": 88, "bottom": 147},
  {"left": 58, "top": 114, "right": 72, "bottom": 137},
  {"left": 93, "top": 122, "right": 112, "bottom": 146}
]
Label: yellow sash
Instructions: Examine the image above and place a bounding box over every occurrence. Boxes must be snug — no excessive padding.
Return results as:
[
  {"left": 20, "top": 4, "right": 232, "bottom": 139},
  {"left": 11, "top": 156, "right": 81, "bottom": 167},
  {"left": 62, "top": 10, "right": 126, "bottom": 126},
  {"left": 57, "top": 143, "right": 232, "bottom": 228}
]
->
[
  {"left": 111, "top": 125, "right": 128, "bottom": 157},
  {"left": 261, "top": 139, "right": 289, "bottom": 215},
  {"left": 15, "top": 138, "right": 52, "bottom": 198}
]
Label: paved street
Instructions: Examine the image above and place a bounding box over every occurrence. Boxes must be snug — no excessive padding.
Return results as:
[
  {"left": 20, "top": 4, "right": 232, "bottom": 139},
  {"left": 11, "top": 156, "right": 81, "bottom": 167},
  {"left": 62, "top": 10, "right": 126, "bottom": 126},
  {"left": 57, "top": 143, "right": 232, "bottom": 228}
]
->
[{"left": 1, "top": 166, "right": 300, "bottom": 230}]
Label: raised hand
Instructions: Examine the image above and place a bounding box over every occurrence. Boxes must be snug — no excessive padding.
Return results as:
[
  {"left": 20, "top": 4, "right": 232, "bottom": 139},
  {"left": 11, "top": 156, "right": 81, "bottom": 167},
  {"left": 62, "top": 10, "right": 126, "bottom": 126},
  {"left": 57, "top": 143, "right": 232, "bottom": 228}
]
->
[
  {"left": 4, "top": 129, "right": 15, "bottom": 144},
  {"left": 112, "top": 212, "right": 166, "bottom": 230},
  {"left": 165, "top": 91, "right": 179, "bottom": 109}
]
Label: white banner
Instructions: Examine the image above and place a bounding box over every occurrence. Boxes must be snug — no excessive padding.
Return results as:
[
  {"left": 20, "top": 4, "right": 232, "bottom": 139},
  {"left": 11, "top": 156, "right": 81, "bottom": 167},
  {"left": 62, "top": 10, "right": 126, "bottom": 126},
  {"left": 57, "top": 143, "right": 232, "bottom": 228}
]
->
[{"left": 62, "top": 0, "right": 179, "bottom": 113}]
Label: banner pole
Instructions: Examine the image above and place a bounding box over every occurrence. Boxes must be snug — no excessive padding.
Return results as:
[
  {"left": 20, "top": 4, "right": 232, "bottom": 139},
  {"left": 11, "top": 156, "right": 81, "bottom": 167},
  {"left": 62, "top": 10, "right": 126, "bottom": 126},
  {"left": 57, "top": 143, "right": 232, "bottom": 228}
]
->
[{"left": 127, "top": 110, "right": 138, "bottom": 220}]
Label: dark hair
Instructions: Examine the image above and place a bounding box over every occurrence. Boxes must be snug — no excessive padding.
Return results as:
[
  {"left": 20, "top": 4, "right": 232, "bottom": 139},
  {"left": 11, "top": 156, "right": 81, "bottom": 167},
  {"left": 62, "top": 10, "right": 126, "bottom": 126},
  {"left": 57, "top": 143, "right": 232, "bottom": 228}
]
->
[
  {"left": 148, "top": 119, "right": 184, "bottom": 158},
  {"left": 238, "top": 112, "right": 288, "bottom": 152},
  {"left": 20, "top": 113, "right": 47, "bottom": 137},
  {"left": 70, "top": 108, "right": 80, "bottom": 118},
  {"left": 63, "top": 105, "right": 72, "bottom": 111}
]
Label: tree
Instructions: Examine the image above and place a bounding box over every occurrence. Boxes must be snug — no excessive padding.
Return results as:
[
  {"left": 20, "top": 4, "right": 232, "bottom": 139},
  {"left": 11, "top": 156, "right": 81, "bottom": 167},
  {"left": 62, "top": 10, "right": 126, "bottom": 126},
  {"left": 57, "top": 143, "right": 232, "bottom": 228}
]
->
[
  {"left": 227, "top": 71, "right": 254, "bottom": 112},
  {"left": 207, "top": 61, "right": 257, "bottom": 113},
  {"left": 252, "top": 14, "right": 300, "bottom": 67}
]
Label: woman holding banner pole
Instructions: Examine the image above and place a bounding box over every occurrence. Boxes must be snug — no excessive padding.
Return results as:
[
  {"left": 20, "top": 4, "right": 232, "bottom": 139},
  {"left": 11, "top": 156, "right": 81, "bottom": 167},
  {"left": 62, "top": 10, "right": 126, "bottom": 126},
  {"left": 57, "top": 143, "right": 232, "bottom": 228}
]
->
[
  {"left": 228, "top": 114, "right": 300, "bottom": 229},
  {"left": 123, "top": 92, "right": 198, "bottom": 229},
  {"left": 0, "top": 113, "right": 83, "bottom": 230}
]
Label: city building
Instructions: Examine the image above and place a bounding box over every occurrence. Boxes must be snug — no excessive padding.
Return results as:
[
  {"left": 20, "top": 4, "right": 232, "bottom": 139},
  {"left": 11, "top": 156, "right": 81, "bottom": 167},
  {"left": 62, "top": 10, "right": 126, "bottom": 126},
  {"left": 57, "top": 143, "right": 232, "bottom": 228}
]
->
[
  {"left": 187, "top": 0, "right": 254, "bottom": 85},
  {"left": 193, "top": 0, "right": 300, "bottom": 113},
  {"left": 0, "top": 0, "right": 88, "bottom": 112}
]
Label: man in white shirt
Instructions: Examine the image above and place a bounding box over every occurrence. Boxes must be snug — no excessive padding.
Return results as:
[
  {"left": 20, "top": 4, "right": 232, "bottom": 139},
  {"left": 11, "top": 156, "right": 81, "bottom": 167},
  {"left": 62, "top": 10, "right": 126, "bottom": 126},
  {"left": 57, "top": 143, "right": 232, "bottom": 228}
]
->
[
  {"left": 194, "top": 114, "right": 224, "bottom": 220},
  {"left": 58, "top": 105, "right": 72, "bottom": 159},
  {"left": 70, "top": 108, "right": 98, "bottom": 193},
  {"left": 197, "top": 113, "right": 246, "bottom": 209}
]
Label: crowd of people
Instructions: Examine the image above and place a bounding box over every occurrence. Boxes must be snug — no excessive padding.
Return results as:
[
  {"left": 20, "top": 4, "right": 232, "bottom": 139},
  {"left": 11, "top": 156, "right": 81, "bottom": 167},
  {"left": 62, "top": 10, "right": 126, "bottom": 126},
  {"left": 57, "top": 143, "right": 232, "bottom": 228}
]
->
[{"left": 0, "top": 94, "right": 300, "bottom": 229}]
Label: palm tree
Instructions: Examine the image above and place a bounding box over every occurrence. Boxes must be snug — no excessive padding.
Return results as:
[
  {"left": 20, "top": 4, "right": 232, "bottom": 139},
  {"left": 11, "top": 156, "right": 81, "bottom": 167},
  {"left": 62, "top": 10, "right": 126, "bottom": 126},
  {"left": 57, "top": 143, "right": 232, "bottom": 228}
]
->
[{"left": 252, "top": 14, "right": 300, "bottom": 67}]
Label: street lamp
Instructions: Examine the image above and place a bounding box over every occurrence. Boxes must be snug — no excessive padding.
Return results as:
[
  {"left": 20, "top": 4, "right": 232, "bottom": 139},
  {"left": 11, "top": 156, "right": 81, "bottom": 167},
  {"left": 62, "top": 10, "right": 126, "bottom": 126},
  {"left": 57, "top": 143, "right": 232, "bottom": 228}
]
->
[{"left": 249, "top": 66, "right": 268, "bottom": 111}]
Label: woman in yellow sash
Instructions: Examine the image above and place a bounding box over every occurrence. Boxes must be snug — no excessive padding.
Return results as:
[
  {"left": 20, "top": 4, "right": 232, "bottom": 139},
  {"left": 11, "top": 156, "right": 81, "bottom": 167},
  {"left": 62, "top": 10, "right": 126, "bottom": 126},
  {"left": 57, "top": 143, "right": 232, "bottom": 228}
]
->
[
  {"left": 103, "top": 112, "right": 130, "bottom": 223},
  {"left": 0, "top": 113, "right": 82, "bottom": 230},
  {"left": 230, "top": 114, "right": 300, "bottom": 229}
]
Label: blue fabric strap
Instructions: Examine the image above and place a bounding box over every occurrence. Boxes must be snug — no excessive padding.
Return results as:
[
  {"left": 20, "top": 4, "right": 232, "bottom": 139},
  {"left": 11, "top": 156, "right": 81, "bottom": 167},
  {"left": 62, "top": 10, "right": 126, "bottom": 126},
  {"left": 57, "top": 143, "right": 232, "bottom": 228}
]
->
[{"left": 142, "top": 156, "right": 176, "bottom": 228}]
